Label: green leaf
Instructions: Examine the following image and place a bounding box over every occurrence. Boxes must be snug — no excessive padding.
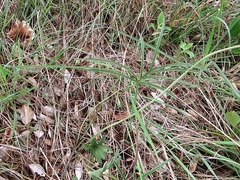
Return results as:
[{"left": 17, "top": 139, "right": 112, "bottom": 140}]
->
[
  {"left": 225, "top": 111, "right": 240, "bottom": 127},
  {"left": 232, "top": 48, "right": 240, "bottom": 55},
  {"left": 90, "top": 149, "right": 120, "bottom": 179},
  {"left": 180, "top": 41, "right": 187, "bottom": 49},
  {"left": 148, "top": 23, "right": 156, "bottom": 30},
  {"left": 185, "top": 50, "right": 195, "bottom": 58},
  {"left": 186, "top": 43, "right": 193, "bottom": 49},
  {"left": 83, "top": 136, "right": 112, "bottom": 163},
  {"left": 230, "top": 17, "right": 240, "bottom": 40},
  {"left": 157, "top": 11, "right": 164, "bottom": 28}
]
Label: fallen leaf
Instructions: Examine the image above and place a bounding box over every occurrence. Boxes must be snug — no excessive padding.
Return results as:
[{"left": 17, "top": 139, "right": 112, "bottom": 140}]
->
[
  {"left": 19, "top": 130, "right": 30, "bottom": 138},
  {"left": 165, "top": 107, "right": 178, "bottom": 115},
  {"left": 44, "top": 139, "right": 52, "bottom": 146},
  {"left": 189, "top": 160, "right": 198, "bottom": 173},
  {"left": 146, "top": 50, "right": 154, "bottom": 64},
  {"left": 7, "top": 19, "right": 34, "bottom": 46},
  {"left": 42, "top": 106, "right": 55, "bottom": 118},
  {"left": 28, "top": 164, "right": 45, "bottom": 177},
  {"left": 75, "top": 161, "right": 83, "bottom": 180},
  {"left": 17, "top": 103, "right": 34, "bottom": 125},
  {"left": 92, "top": 124, "right": 100, "bottom": 136},
  {"left": 34, "top": 130, "right": 44, "bottom": 138},
  {"left": 38, "top": 113, "right": 54, "bottom": 124},
  {"left": 28, "top": 77, "right": 38, "bottom": 87},
  {"left": 145, "top": 50, "right": 160, "bottom": 67},
  {"left": 114, "top": 112, "right": 129, "bottom": 120},
  {"left": 54, "top": 86, "right": 62, "bottom": 96},
  {"left": 64, "top": 69, "right": 71, "bottom": 84},
  {"left": 34, "top": 124, "right": 44, "bottom": 138},
  {"left": 1, "top": 127, "right": 12, "bottom": 144},
  {"left": 0, "top": 147, "right": 8, "bottom": 160},
  {"left": 64, "top": 149, "right": 72, "bottom": 160}
]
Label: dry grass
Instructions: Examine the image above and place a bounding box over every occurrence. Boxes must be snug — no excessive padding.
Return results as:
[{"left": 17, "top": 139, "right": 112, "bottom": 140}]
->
[{"left": 0, "top": 0, "right": 240, "bottom": 179}]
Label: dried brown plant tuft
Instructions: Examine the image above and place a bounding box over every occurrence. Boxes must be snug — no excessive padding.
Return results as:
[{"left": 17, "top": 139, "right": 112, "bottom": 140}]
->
[{"left": 7, "top": 19, "right": 34, "bottom": 46}]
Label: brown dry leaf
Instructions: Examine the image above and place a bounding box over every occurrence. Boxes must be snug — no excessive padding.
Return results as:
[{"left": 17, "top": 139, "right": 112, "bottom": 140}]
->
[
  {"left": 0, "top": 147, "right": 8, "bottom": 160},
  {"left": 189, "top": 160, "right": 198, "bottom": 173},
  {"left": 165, "top": 107, "right": 178, "bottom": 115},
  {"left": 28, "top": 77, "right": 38, "bottom": 87},
  {"left": 38, "top": 113, "right": 54, "bottom": 124},
  {"left": 114, "top": 112, "right": 129, "bottom": 120},
  {"left": 1, "top": 127, "right": 12, "bottom": 144},
  {"left": 44, "top": 139, "right": 52, "bottom": 146},
  {"left": 17, "top": 103, "right": 34, "bottom": 125},
  {"left": 7, "top": 19, "right": 34, "bottom": 46},
  {"left": 83, "top": 45, "right": 91, "bottom": 52}
]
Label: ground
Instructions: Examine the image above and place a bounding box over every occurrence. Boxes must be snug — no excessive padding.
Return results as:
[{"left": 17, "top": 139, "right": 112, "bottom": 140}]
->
[{"left": 0, "top": 0, "right": 240, "bottom": 179}]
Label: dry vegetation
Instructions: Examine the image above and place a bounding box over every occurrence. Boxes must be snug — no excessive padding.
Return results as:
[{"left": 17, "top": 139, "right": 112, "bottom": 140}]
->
[{"left": 0, "top": 0, "right": 240, "bottom": 179}]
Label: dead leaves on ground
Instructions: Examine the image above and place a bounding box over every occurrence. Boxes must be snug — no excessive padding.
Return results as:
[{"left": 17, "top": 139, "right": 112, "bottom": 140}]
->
[
  {"left": 7, "top": 19, "right": 34, "bottom": 46},
  {"left": 16, "top": 103, "right": 36, "bottom": 125}
]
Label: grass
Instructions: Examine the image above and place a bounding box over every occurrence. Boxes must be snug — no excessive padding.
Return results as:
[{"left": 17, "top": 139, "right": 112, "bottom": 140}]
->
[{"left": 0, "top": 0, "right": 240, "bottom": 179}]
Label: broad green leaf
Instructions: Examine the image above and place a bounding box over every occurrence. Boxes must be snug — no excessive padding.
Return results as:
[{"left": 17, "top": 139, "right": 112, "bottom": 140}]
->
[
  {"left": 157, "top": 11, "right": 164, "bottom": 28},
  {"left": 186, "top": 43, "right": 193, "bottom": 49},
  {"left": 180, "top": 41, "right": 187, "bottom": 49},
  {"left": 225, "top": 111, "right": 240, "bottom": 127},
  {"left": 83, "top": 136, "right": 112, "bottom": 163}
]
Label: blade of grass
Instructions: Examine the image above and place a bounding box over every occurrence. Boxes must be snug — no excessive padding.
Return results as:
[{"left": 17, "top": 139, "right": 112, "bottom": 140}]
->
[
  {"left": 167, "top": 147, "right": 196, "bottom": 180},
  {"left": 142, "top": 158, "right": 171, "bottom": 179},
  {"left": 213, "top": 62, "right": 240, "bottom": 99},
  {"left": 130, "top": 95, "right": 159, "bottom": 161}
]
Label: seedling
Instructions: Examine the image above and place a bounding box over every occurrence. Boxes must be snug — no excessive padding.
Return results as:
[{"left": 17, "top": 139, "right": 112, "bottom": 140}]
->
[
  {"left": 177, "top": 41, "right": 195, "bottom": 58},
  {"left": 83, "top": 136, "right": 112, "bottom": 163}
]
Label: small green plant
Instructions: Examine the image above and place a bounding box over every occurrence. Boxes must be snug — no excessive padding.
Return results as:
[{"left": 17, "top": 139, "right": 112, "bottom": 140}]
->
[
  {"left": 148, "top": 11, "right": 172, "bottom": 44},
  {"left": 177, "top": 41, "right": 195, "bottom": 58},
  {"left": 89, "top": 149, "right": 120, "bottom": 180},
  {"left": 83, "top": 136, "right": 112, "bottom": 163},
  {"left": 225, "top": 111, "right": 240, "bottom": 134}
]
